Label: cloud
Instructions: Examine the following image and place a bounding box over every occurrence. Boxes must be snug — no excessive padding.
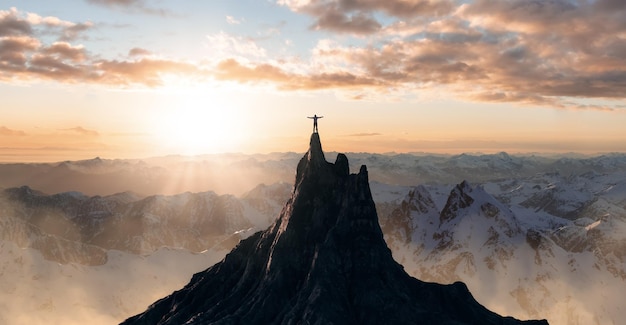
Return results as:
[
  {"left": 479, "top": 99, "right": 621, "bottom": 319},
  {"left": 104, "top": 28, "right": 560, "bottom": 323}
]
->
[
  {"left": 595, "top": 0, "right": 626, "bottom": 11},
  {"left": 206, "top": 32, "right": 267, "bottom": 59},
  {"left": 226, "top": 16, "right": 242, "bottom": 25},
  {"left": 128, "top": 47, "right": 152, "bottom": 57},
  {"left": 215, "top": 58, "right": 289, "bottom": 83},
  {"left": 1, "top": 7, "right": 92, "bottom": 43},
  {"left": 2, "top": 5, "right": 624, "bottom": 111},
  {"left": 41, "top": 42, "right": 87, "bottom": 62},
  {"left": 0, "top": 36, "right": 40, "bottom": 70},
  {"left": 0, "top": 8, "right": 33, "bottom": 36},
  {"left": 310, "top": 6, "right": 381, "bottom": 34},
  {"left": 0, "top": 126, "right": 26, "bottom": 136},
  {"left": 347, "top": 132, "right": 381, "bottom": 137},
  {"left": 278, "top": 0, "right": 455, "bottom": 34},
  {"left": 85, "top": 0, "right": 176, "bottom": 16},
  {"left": 279, "top": 0, "right": 455, "bottom": 19},
  {"left": 86, "top": 0, "right": 141, "bottom": 5},
  {"left": 258, "top": 0, "right": 621, "bottom": 110},
  {"left": 59, "top": 22, "right": 94, "bottom": 41},
  {"left": 94, "top": 58, "right": 205, "bottom": 86},
  {"left": 212, "top": 26, "right": 625, "bottom": 110},
  {"left": 61, "top": 127, "right": 99, "bottom": 136},
  {"left": 0, "top": 9, "right": 208, "bottom": 87},
  {"left": 0, "top": 35, "right": 206, "bottom": 86},
  {"left": 215, "top": 58, "right": 379, "bottom": 90},
  {"left": 24, "top": 10, "right": 94, "bottom": 41}
]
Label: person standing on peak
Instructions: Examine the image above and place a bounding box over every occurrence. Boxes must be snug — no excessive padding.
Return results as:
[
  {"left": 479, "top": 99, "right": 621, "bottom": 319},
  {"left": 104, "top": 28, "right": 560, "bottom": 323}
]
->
[{"left": 307, "top": 114, "right": 323, "bottom": 133}]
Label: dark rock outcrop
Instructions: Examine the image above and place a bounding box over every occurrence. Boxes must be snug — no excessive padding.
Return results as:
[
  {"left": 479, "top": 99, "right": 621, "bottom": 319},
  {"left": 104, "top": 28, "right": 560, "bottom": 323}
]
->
[{"left": 122, "top": 133, "right": 548, "bottom": 325}]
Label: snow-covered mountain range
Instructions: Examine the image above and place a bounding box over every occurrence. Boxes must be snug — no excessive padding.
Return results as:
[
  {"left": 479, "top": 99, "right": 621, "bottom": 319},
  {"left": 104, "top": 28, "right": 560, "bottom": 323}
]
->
[
  {"left": 2, "top": 151, "right": 624, "bottom": 196},
  {"left": 1, "top": 152, "right": 625, "bottom": 324},
  {"left": 380, "top": 180, "right": 626, "bottom": 325}
]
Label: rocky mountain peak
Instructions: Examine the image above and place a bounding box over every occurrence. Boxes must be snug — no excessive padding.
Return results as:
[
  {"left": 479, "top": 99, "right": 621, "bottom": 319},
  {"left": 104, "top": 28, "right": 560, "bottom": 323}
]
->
[
  {"left": 407, "top": 185, "right": 438, "bottom": 214},
  {"left": 381, "top": 185, "right": 440, "bottom": 245},
  {"left": 434, "top": 181, "right": 524, "bottom": 253},
  {"left": 121, "top": 133, "right": 547, "bottom": 325},
  {"left": 440, "top": 180, "right": 475, "bottom": 223},
  {"left": 5, "top": 185, "right": 42, "bottom": 201},
  {"left": 295, "top": 132, "right": 349, "bottom": 188}
]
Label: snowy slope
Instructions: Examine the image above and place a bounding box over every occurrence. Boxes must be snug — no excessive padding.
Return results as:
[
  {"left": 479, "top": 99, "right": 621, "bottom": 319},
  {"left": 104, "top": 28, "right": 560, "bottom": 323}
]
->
[
  {"left": 0, "top": 240, "right": 228, "bottom": 325},
  {"left": 381, "top": 180, "right": 626, "bottom": 325}
]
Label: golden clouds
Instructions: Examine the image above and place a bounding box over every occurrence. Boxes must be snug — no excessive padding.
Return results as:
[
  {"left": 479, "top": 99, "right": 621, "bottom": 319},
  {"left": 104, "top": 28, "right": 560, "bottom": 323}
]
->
[
  {"left": 212, "top": 0, "right": 626, "bottom": 110},
  {"left": 0, "top": 34, "right": 207, "bottom": 86},
  {"left": 41, "top": 42, "right": 86, "bottom": 62},
  {"left": 128, "top": 47, "right": 152, "bottom": 57},
  {"left": 85, "top": 0, "right": 174, "bottom": 16},
  {"left": 0, "top": 8, "right": 207, "bottom": 87},
  {"left": 270, "top": 0, "right": 626, "bottom": 110},
  {"left": 1, "top": 2, "right": 625, "bottom": 111},
  {"left": 94, "top": 59, "right": 206, "bottom": 87},
  {"left": 280, "top": 0, "right": 455, "bottom": 34},
  {"left": 215, "top": 58, "right": 378, "bottom": 90}
]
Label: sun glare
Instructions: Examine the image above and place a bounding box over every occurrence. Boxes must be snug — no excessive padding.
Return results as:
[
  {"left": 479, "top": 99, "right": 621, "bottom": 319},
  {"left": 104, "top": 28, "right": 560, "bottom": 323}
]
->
[{"left": 157, "top": 94, "right": 247, "bottom": 155}]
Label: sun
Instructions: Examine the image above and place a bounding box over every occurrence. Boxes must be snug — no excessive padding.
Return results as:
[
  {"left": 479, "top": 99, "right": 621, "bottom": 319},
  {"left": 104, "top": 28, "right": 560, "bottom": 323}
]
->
[{"left": 157, "top": 95, "right": 247, "bottom": 155}]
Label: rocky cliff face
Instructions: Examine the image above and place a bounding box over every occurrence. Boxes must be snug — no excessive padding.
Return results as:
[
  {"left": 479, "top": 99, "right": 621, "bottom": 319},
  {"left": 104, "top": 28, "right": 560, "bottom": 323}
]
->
[{"left": 122, "top": 133, "right": 547, "bottom": 325}]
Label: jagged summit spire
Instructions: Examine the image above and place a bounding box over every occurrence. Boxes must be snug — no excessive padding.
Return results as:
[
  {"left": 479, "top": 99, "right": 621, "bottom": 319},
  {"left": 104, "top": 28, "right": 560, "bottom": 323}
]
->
[
  {"left": 295, "top": 132, "right": 350, "bottom": 189},
  {"left": 305, "top": 132, "right": 326, "bottom": 166},
  {"left": 121, "top": 135, "right": 548, "bottom": 325}
]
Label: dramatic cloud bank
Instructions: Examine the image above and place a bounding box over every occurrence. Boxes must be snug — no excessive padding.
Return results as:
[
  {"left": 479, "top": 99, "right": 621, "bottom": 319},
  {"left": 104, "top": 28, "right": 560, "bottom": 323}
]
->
[
  {"left": 85, "top": 0, "right": 174, "bottom": 16},
  {"left": 271, "top": 0, "right": 626, "bottom": 110},
  {"left": 1, "top": 1, "right": 625, "bottom": 110}
]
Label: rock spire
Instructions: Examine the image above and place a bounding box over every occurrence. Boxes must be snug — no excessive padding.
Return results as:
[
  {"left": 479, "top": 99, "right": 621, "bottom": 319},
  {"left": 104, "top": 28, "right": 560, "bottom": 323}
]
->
[{"left": 121, "top": 133, "right": 548, "bottom": 325}]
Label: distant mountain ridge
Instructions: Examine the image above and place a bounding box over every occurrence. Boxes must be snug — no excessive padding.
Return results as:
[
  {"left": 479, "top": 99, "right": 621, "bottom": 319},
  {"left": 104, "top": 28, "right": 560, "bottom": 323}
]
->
[
  {"left": 0, "top": 185, "right": 255, "bottom": 265},
  {"left": 1, "top": 151, "right": 625, "bottom": 197}
]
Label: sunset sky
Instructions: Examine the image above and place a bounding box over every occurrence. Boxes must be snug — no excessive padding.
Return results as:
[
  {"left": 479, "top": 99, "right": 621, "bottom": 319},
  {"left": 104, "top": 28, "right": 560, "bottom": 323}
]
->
[{"left": 1, "top": 1, "right": 625, "bottom": 162}]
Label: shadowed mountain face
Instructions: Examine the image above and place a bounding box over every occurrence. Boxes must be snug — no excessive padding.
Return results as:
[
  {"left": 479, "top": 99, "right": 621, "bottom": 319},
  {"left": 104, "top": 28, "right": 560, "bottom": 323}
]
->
[{"left": 122, "top": 133, "right": 548, "bottom": 325}]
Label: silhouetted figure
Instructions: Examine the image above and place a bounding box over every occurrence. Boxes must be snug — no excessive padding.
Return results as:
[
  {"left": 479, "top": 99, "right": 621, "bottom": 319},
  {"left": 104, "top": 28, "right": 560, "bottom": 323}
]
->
[{"left": 307, "top": 114, "right": 323, "bottom": 133}]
